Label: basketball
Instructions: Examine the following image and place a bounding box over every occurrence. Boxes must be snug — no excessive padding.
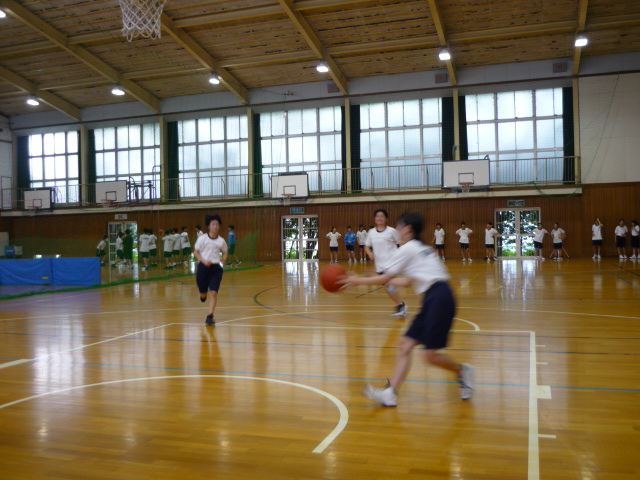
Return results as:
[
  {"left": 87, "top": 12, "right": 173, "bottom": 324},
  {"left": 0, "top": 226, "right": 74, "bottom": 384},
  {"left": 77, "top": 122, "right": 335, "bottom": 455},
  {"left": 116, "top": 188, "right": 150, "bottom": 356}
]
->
[{"left": 319, "top": 263, "right": 347, "bottom": 293}]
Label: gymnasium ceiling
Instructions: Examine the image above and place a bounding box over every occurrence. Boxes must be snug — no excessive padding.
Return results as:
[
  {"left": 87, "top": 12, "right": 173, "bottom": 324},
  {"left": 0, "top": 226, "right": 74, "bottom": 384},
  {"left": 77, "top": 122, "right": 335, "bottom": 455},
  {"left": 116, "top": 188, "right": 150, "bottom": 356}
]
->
[{"left": 0, "top": 0, "right": 639, "bottom": 121}]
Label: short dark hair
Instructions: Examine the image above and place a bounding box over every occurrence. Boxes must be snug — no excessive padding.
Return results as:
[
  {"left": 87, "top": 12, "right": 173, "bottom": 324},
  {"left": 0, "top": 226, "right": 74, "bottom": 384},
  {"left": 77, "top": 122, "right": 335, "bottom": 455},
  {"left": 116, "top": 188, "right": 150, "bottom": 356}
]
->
[
  {"left": 374, "top": 208, "right": 388, "bottom": 218},
  {"left": 359, "top": 224, "right": 363, "bottom": 228},
  {"left": 125, "top": 229, "right": 130, "bottom": 234},
  {"left": 205, "top": 214, "right": 222, "bottom": 227},
  {"left": 397, "top": 212, "right": 423, "bottom": 241},
  {"left": 228, "top": 224, "right": 235, "bottom": 229},
  {"left": 347, "top": 225, "right": 351, "bottom": 229},
  {"left": 182, "top": 226, "right": 187, "bottom": 231},
  {"left": 195, "top": 224, "right": 201, "bottom": 229}
]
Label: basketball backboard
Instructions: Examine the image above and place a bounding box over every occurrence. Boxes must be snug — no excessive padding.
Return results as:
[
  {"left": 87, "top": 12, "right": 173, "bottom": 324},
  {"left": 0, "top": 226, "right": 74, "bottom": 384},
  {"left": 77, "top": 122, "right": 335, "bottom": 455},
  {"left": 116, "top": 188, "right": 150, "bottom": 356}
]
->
[
  {"left": 442, "top": 159, "right": 490, "bottom": 191},
  {"left": 96, "top": 181, "right": 127, "bottom": 204},
  {"left": 271, "top": 173, "right": 309, "bottom": 200},
  {"left": 24, "top": 188, "right": 54, "bottom": 210}
]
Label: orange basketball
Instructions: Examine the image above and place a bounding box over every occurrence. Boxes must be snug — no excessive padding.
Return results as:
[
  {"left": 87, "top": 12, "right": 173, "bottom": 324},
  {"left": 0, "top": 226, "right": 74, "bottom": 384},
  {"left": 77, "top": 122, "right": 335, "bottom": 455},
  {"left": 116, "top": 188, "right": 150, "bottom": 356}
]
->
[{"left": 319, "top": 263, "right": 347, "bottom": 293}]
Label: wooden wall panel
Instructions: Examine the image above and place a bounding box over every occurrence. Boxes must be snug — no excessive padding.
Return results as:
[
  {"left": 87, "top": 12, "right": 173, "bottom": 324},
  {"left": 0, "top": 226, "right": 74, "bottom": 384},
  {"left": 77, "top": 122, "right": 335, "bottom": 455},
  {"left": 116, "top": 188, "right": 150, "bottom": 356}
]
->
[{"left": 2, "top": 183, "right": 638, "bottom": 260}]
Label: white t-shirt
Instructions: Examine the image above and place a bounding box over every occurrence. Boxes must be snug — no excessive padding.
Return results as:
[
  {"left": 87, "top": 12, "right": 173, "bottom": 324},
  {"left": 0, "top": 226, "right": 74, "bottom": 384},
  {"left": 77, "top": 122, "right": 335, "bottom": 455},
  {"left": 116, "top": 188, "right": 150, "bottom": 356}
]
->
[
  {"left": 96, "top": 239, "right": 106, "bottom": 250},
  {"left": 326, "top": 231, "right": 341, "bottom": 247},
  {"left": 356, "top": 230, "right": 368, "bottom": 245},
  {"left": 181, "top": 231, "right": 190, "bottom": 248},
  {"left": 385, "top": 240, "right": 451, "bottom": 294},
  {"left": 115, "top": 237, "right": 123, "bottom": 251},
  {"left": 172, "top": 233, "right": 181, "bottom": 250},
  {"left": 551, "top": 228, "right": 565, "bottom": 243},
  {"left": 365, "top": 226, "right": 400, "bottom": 272},
  {"left": 163, "top": 235, "right": 174, "bottom": 252},
  {"left": 591, "top": 224, "right": 603, "bottom": 240},
  {"left": 433, "top": 228, "right": 445, "bottom": 245},
  {"left": 615, "top": 225, "right": 628, "bottom": 237},
  {"left": 631, "top": 225, "right": 640, "bottom": 237},
  {"left": 456, "top": 227, "right": 472, "bottom": 244},
  {"left": 148, "top": 234, "right": 157, "bottom": 250},
  {"left": 533, "top": 228, "right": 548, "bottom": 242},
  {"left": 138, "top": 234, "right": 150, "bottom": 253},
  {"left": 194, "top": 233, "right": 228, "bottom": 263},
  {"left": 484, "top": 228, "right": 498, "bottom": 245},
  {"left": 196, "top": 230, "right": 203, "bottom": 238}
]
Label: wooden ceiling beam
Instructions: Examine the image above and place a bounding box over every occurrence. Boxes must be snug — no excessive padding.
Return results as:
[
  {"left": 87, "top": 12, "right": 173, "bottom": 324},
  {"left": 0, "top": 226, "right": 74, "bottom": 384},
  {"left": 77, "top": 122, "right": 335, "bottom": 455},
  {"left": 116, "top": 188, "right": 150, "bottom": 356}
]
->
[
  {"left": 0, "top": 0, "right": 160, "bottom": 113},
  {"left": 276, "top": 0, "right": 348, "bottom": 95},
  {"left": 426, "top": 0, "right": 456, "bottom": 86},
  {"left": 0, "top": 64, "right": 80, "bottom": 119},
  {"left": 573, "top": 0, "right": 589, "bottom": 75},
  {"left": 160, "top": 14, "right": 248, "bottom": 104}
]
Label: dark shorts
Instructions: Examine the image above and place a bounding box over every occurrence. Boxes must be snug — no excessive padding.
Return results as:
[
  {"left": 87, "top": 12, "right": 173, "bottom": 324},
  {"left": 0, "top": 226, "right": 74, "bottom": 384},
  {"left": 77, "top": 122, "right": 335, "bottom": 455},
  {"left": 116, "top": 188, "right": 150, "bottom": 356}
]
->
[
  {"left": 150, "top": 248, "right": 157, "bottom": 257},
  {"left": 435, "top": 244, "right": 444, "bottom": 250},
  {"left": 459, "top": 242, "right": 469, "bottom": 249},
  {"left": 592, "top": 240, "right": 602, "bottom": 246},
  {"left": 116, "top": 250, "right": 124, "bottom": 259},
  {"left": 96, "top": 249, "right": 105, "bottom": 257},
  {"left": 228, "top": 244, "right": 235, "bottom": 254},
  {"left": 631, "top": 236, "right": 639, "bottom": 248},
  {"left": 140, "top": 252, "right": 149, "bottom": 258},
  {"left": 616, "top": 236, "right": 626, "bottom": 248},
  {"left": 404, "top": 281, "right": 456, "bottom": 350},
  {"left": 553, "top": 242, "right": 562, "bottom": 249},
  {"left": 164, "top": 251, "right": 172, "bottom": 258},
  {"left": 330, "top": 246, "right": 338, "bottom": 252},
  {"left": 533, "top": 241, "right": 543, "bottom": 249},
  {"left": 182, "top": 247, "right": 191, "bottom": 255},
  {"left": 124, "top": 250, "right": 133, "bottom": 260},
  {"left": 359, "top": 245, "right": 365, "bottom": 249},
  {"left": 485, "top": 244, "right": 494, "bottom": 249},
  {"left": 346, "top": 245, "right": 354, "bottom": 251},
  {"left": 196, "top": 262, "right": 223, "bottom": 293},
  {"left": 173, "top": 249, "right": 180, "bottom": 255}
]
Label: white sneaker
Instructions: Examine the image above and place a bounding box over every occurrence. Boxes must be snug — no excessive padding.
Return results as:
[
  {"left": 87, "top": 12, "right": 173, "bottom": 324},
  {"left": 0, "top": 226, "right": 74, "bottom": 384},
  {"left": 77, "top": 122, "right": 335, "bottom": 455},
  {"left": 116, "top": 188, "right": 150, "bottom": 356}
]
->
[
  {"left": 540, "top": 257, "right": 546, "bottom": 261},
  {"left": 363, "top": 382, "right": 397, "bottom": 407},
  {"left": 459, "top": 364, "right": 474, "bottom": 400},
  {"left": 631, "top": 255, "right": 637, "bottom": 260},
  {"left": 462, "top": 258, "right": 466, "bottom": 262},
  {"left": 468, "top": 258, "right": 472, "bottom": 262},
  {"left": 592, "top": 255, "right": 597, "bottom": 259},
  {"left": 441, "top": 257, "right": 445, "bottom": 261},
  {"left": 348, "top": 259, "right": 351, "bottom": 263},
  {"left": 392, "top": 302, "right": 406, "bottom": 316},
  {"left": 620, "top": 255, "right": 624, "bottom": 260},
  {"left": 597, "top": 255, "right": 601, "bottom": 259}
]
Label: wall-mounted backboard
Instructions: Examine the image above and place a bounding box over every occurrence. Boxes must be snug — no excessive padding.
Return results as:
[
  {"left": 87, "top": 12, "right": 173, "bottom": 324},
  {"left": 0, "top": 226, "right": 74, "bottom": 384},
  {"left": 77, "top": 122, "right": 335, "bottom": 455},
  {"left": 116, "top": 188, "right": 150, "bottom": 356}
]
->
[
  {"left": 24, "top": 188, "right": 54, "bottom": 210},
  {"left": 95, "top": 180, "right": 128, "bottom": 204},
  {"left": 442, "top": 159, "right": 490, "bottom": 191},
  {"left": 271, "top": 173, "right": 309, "bottom": 200}
]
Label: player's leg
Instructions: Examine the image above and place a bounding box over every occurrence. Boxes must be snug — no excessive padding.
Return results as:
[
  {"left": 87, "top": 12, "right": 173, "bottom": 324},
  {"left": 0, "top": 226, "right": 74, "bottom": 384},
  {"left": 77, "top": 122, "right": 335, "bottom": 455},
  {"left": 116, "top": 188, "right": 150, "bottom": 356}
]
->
[{"left": 384, "top": 283, "right": 405, "bottom": 316}]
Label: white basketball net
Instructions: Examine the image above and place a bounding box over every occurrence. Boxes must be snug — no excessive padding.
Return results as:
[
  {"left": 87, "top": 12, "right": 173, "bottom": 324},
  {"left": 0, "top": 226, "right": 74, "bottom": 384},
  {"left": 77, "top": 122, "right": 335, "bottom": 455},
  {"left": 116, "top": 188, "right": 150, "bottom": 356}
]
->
[{"left": 119, "top": 0, "right": 167, "bottom": 41}]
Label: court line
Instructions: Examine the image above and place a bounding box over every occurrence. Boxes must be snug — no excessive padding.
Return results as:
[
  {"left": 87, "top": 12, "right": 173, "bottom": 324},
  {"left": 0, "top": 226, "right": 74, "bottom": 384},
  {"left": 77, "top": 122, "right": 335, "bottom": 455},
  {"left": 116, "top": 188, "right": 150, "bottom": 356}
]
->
[
  {"left": 528, "top": 331, "right": 540, "bottom": 480},
  {"left": 0, "top": 374, "right": 348, "bottom": 455},
  {"left": 598, "top": 263, "right": 640, "bottom": 289}
]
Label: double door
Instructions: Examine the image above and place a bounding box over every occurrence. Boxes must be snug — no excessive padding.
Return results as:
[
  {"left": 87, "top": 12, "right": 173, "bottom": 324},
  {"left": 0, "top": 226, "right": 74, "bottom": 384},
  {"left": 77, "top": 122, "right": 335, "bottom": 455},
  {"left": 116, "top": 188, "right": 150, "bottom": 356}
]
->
[
  {"left": 281, "top": 216, "right": 319, "bottom": 261},
  {"left": 107, "top": 221, "right": 138, "bottom": 264},
  {"left": 495, "top": 208, "right": 540, "bottom": 258}
]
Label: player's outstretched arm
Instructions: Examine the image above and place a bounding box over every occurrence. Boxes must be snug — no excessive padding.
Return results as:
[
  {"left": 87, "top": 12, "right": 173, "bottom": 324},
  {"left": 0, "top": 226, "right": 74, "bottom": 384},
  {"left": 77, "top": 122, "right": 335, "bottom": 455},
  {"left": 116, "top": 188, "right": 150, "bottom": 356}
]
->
[{"left": 338, "top": 272, "right": 394, "bottom": 288}]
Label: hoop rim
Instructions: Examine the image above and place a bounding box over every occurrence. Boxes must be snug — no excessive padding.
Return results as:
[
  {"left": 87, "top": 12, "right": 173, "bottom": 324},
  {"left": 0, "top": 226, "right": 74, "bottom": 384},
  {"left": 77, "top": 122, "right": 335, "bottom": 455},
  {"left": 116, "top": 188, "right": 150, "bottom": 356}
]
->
[{"left": 460, "top": 182, "right": 471, "bottom": 193}]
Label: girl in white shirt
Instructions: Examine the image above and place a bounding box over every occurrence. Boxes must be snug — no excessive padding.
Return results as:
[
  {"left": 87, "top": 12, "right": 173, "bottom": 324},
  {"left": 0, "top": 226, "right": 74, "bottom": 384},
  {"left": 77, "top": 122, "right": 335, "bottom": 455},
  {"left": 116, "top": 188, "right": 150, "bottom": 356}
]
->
[
  {"left": 484, "top": 223, "right": 498, "bottom": 261},
  {"left": 341, "top": 212, "right": 474, "bottom": 406},
  {"left": 356, "top": 225, "right": 368, "bottom": 262},
  {"left": 532, "top": 223, "right": 549, "bottom": 260},
  {"left": 432, "top": 223, "right": 446, "bottom": 260},
  {"left": 615, "top": 219, "right": 628, "bottom": 259},
  {"left": 630, "top": 220, "right": 639, "bottom": 260},
  {"left": 455, "top": 222, "right": 473, "bottom": 262},
  {"left": 326, "top": 227, "right": 341, "bottom": 263},
  {"left": 591, "top": 218, "right": 603, "bottom": 259},
  {"left": 194, "top": 214, "right": 228, "bottom": 326},
  {"left": 550, "top": 222, "right": 566, "bottom": 260}
]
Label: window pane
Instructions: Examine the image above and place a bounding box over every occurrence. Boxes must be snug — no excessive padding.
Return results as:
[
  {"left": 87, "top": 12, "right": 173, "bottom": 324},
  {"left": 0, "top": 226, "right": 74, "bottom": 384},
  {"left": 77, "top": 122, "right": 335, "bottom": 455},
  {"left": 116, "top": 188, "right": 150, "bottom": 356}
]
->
[
  {"left": 423, "top": 127, "right": 440, "bottom": 155},
  {"left": 198, "top": 118, "right": 211, "bottom": 142},
  {"left": 182, "top": 145, "right": 197, "bottom": 171},
  {"left": 117, "top": 126, "right": 129, "bottom": 148},
  {"left": 536, "top": 89, "right": 555, "bottom": 116},
  {"left": 142, "top": 124, "right": 156, "bottom": 146},
  {"left": 104, "top": 152, "right": 116, "bottom": 175},
  {"left": 360, "top": 133, "right": 370, "bottom": 159},
  {"left": 31, "top": 158, "right": 43, "bottom": 180},
  {"left": 369, "top": 131, "right": 386, "bottom": 158},
  {"left": 43, "top": 133, "right": 55, "bottom": 155},
  {"left": 369, "top": 103, "right": 385, "bottom": 128},
  {"left": 198, "top": 144, "right": 212, "bottom": 170},
  {"left": 536, "top": 120, "right": 554, "bottom": 149},
  {"left": 143, "top": 149, "right": 156, "bottom": 173},
  {"left": 181, "top": 120, "right": 196, "bottom": 144},
  {"left": 319, "top": 107, "right": 336, "bottom": 132},
  {"left": 302, "top": 136, "right": 317, "bottom": 163},
  {"left": 68, "top": 155, "right": 78, "bottom": 178},
  {"left": 516, "top": 121, "right": 534, "bottom": 149},
  {"left": 477, "top": 94, "right": 495, "bottom": 121},
  {"left": 227, "top": 116, "right": 240, "bottom": 140},
  {"left": 498, "top": 122, "right": 516, "bottom": 150},
  {"left": 129, "top": 150, "right": 141, "bottom": 173},
  {"left": 387, "top": 101, "right": 403, "bottom": 127},
  {"left": 212, "top": 144, "right": 225, "bottom": 169},
  {"left": 53, "top": 155, "right": 66, "bottom": 178},
  {"left": 96, "top": 153, "right": 104, "bottom": 177},
  {"left": 211, "top": 117, "right": 225, "bottom": 141},
  {"left": 260, "top": 114, "right": 272, "bottom": 136},
  {"left": 129, "top": 125, "right": 141, "bottom": 148},
  {"left": 360, "top": 105, "right": 370, "bottom": 129},
  {"left": 302, "top": 109, "right": 317, "bottom": 133},
  {"left": 405, "top": 128, "right": 420, "bottom": 156},
  {"left": 227, "top": 142, "right": 241, "bottom": 168},
  {"left": 478, "top": 124, "right": 496, "bottom": 151},
  {"left": 67, "top": 132, "right": 78, "bottom": 153},
  {"left": 288, "top": 137, "right": 303, "bottom": 163},
  {"left": 320, "top": 135, "right": 338, "bottom": 162},
  {"left": 515, "top": 91, "right": 533, "bottom": 118},
  {"left": 44, "top": 156, "right": 55, "bottom": 178},
  {"left": 554, "top": 119, "right": 564, "bottom": 148},
  {"left": 94, "top": 130, "right": 103, "bottom": 151},
  {"left": 388, "top": 130, "right": 404, "bottom": 157},
  {"left": 288, "top": 110, "right": 302, "bottom": 135},
  {"left": 466, "top": 125, "right": 478, "bottom": 153},
  {"left": 117, "top": 151, "right": 129, "bottom": 174},
  {"left": 465, "top": 96, "right": 478, "bottom": 122},
  {"left": 423, "top": 98, "right": 441, "bottom": 125},
  {"left": 553, "top": 88, "right": 563, "bottom": 115},
  {"left": 104, "top": 128, "right": 115, "bottom": 150},
  {"left": 497, "top": 92, "right": 515, "bottom": 119},
  {"left": 261, "top": 139, "right": 272, "bottom": 165},
  {"left": 404, "top": 100, "right": 420, "bottom": 126}
]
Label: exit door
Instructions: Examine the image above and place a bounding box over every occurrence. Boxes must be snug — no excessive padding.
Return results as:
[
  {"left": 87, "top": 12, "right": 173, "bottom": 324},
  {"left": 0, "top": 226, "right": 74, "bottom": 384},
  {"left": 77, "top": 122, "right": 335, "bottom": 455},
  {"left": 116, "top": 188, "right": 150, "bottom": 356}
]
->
[
  {"left": 107, "top": 221, "right": 138, "bottom": 264},
  {"left": 495, "top": 209, "right": 540, "bottom": 258},
  {"left": 281, "top": 216, "right": 319, "bottom": 261}
]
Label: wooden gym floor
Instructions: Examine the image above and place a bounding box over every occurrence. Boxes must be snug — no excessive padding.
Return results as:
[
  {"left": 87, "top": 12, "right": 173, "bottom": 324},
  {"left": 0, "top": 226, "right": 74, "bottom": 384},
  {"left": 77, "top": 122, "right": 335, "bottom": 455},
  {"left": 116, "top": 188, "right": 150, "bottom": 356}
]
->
[{"left": 0, "top": 258, "right": 639, "bottom": 479}]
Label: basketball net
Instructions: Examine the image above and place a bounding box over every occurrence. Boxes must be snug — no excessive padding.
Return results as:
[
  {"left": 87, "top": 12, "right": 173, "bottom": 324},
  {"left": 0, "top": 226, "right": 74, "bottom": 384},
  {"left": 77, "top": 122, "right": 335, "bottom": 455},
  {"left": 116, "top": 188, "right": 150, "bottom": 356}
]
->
[
  {"left": 283, "top": 194, "right": 293, "bottom": 206},
  {"left": 119, "top": 0, "right": 167, "bottom": 41},
  {"left": 461, "top": 183, "right": 471, "bottom": 193}
]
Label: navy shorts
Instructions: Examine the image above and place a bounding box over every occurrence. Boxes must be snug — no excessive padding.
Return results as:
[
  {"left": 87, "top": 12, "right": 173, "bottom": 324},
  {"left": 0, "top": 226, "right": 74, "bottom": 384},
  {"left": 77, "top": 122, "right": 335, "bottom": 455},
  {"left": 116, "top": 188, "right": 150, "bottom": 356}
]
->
[
  {"left": 196, "top": 262, "right": 223, "bottom": 294},
  {"left": 404, "top": 281, "right": 456, "bottom": 350},
  {"left": 435, "top": 244, "right": 444, "bottom": 250},
  {"left": 330, "top": 246, "right": 338, "bottom": 252},
  {"left": 631, "top": 236, "right": 639, "bottom": 248},
  {"left": 346, "top": 245, "right": 355, "bottom": 251},
  {"left": 616, "top": 236, "right": 626, "bottom": 248},
  {"left": 459, "top": 242, "right": 469, "bottom": 249},
  {"left": 591, "top": 240, "right": 602, "bottom": 246},
  {"left": 553, "top": 242, "right": 562, "bottom": 249},
  {"left": 485, "top": 244, "right": 494, "bottom": 249},
  {"left": 533, "top": 241, "right": 543, "bottom": 249},
  {"left": 359, "top": 245, "right": 365, "bottom": 249}
]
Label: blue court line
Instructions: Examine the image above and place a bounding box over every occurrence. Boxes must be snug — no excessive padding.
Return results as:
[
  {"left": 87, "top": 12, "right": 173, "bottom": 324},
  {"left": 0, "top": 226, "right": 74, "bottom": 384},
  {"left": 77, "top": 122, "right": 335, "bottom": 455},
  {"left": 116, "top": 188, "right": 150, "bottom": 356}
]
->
[
  {"left": 17, "top": 358, "right": 640, "bottom": 394},
  {"left": 599, "top": 263, "right": 640, "bottom": 290}
]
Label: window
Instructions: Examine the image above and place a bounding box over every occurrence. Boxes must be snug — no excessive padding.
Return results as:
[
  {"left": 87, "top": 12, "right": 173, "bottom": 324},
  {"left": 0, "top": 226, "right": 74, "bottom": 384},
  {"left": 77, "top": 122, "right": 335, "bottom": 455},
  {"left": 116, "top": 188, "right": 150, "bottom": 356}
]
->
[
  {"left": 466, "top": 88, "right": 564, "bottom": 183},
  {"left": 28, "top": 132, "right": 79, "bottom": 204},
  {"left": 178, "top": 115, "right": 248, "bottom": 198},
  {"left": 260, "top": 106, "right": 342, "bottom": 193},
  {"left": 94, "top": 124, "right": 160, "bottom": 200},
  {"left": 360, "top": 98, "right": 442, "bottom": 189}
]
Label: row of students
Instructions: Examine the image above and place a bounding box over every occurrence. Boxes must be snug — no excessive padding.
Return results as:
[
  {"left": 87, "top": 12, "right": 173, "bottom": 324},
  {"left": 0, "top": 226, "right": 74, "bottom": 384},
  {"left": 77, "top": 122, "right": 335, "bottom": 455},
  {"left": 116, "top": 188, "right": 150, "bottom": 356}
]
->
[
  {"left": 432, "top": 222, "right": 500, "bottom": 261},
  {"left": 609, "top": 218, "right": 640, "bottom": 260},
  {"left": 326, "top": 225, "right": 372, "bottom": 263}
]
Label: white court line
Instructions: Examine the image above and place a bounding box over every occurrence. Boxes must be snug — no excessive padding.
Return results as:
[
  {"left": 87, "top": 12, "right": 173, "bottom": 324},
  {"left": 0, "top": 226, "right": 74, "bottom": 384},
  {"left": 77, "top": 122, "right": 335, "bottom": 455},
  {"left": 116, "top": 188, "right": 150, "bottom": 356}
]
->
[
  {"left": 0, "top": 374, "right": 348, "bottom": 454},
  {"left": 538, "top": 434, "right": 556, "bottom": 439},
  {"left": 0, "top": 359, "right": 31, "bottom": 369}
]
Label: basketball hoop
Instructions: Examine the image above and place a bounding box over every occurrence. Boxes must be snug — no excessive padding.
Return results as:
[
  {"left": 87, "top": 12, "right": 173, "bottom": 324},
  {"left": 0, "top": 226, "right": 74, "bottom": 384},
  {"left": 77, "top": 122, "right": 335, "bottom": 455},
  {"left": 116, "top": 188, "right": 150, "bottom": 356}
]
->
[
  {"left": 119, "top": 0, "right": 167, "bottom": 42},
  {"left": 100, "top": 199, "right": 115, "bottom": 208},
  {"left": 460, "top": 183, "right": 471, "bottom": 194},
  {"left": 282, "top": 194, "right": 293, "bottom": 206},
  {"left": 29, "top": 206, "right": 40, "bottom": 216}
]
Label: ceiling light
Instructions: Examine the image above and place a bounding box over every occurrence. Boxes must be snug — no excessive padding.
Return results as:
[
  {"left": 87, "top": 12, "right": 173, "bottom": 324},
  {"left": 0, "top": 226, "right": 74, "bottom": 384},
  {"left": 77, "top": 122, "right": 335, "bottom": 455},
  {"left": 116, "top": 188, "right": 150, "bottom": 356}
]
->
[
  {"left": 574, "top": 34, "right": 588, "bottom": 47},
  {"left": 26, "top": 96, "right": 40, "bottom": 106},
  {"left": 316, "top": 62, "right": 329, "bottom": 73},
  {"left": 111, "top": 85, "right": 125, "bottom": 96},
  {"left": 439, "top": 48, "right": 451, "bottom": 61},
  {"left": 0, "top": 9, "right": 7, "bottom": 18},
  {"left": 208, "top": 74, "right": 220, "bottom": 85}
]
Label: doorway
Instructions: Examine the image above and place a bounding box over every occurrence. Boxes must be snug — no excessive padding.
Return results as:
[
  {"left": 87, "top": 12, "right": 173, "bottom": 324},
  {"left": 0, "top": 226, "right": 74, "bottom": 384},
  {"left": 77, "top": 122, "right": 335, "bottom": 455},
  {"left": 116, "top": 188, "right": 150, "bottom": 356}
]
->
[
  {"left": 107, "top": 221, "right": 138, "bottom": 264},
  {"left": 281, "top": 216, "right": 318, "bottom": 261},
  {"left": 494, "top": 208, "right": 540, "bottom": 258}
]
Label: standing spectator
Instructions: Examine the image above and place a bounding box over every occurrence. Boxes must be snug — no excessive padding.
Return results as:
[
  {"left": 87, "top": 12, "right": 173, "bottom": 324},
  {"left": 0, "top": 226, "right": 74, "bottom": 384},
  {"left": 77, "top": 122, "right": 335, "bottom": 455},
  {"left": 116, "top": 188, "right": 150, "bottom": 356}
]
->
[
  {"left": 123, "top": 229, "right": 134, "bottom": 268},
  {"left": 112, "top": 232, "right": 124, "bottom": 267},
  {"left": 226, "top": 224, "right": 241, "bottom": 267},
  {"left": 532, "top": 223, "right": 549, "bottom": 261},
  {"left": 630, "top": 220, "right": 639, "bottom": 260},
  {"left": 139, "top": 228, "right": 151, "bottom": 270},
  {"left": 181, "top": 226, "right": 191, "bottom": 267},
  {"left": 162, "top": 230, "right": 174, "bottom": 269},
  {"left": 591, "top": 218, "right": 603, "bottom": 259},
  {"left": 484, "top": 222, "right": 498, "bottom": 261},
  {"left": 148, "top": 229, "right": 158, "bottom": 267},
  {"left": 344, "top": 226, "right": 356, "bottom": 263},
  {"left": 455, "top": 222, "right": 473, "bottom": 262},
  {"left": 172, "top": 228, "right": 182, "bottom": 267},
  {"left": 356, "top": 224, "right": 368, "bottom": 262},
  {"left": 195, "top": 224, "right": 203, "bottom": 238},
  {"left": 615, "top": 219, "right": 628, "bottom": 259},
  {"left": 326, "top": 227, "right": 341, "bottom": 263},
  {"left": 550, "top": 222, "right": 566, "bottom": 260},
  {"left": 432, "top": 223, "right": 446, "bottom": 260},
  {"left": 96, "top": 235, "right": 107, "bottom": 266}
]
